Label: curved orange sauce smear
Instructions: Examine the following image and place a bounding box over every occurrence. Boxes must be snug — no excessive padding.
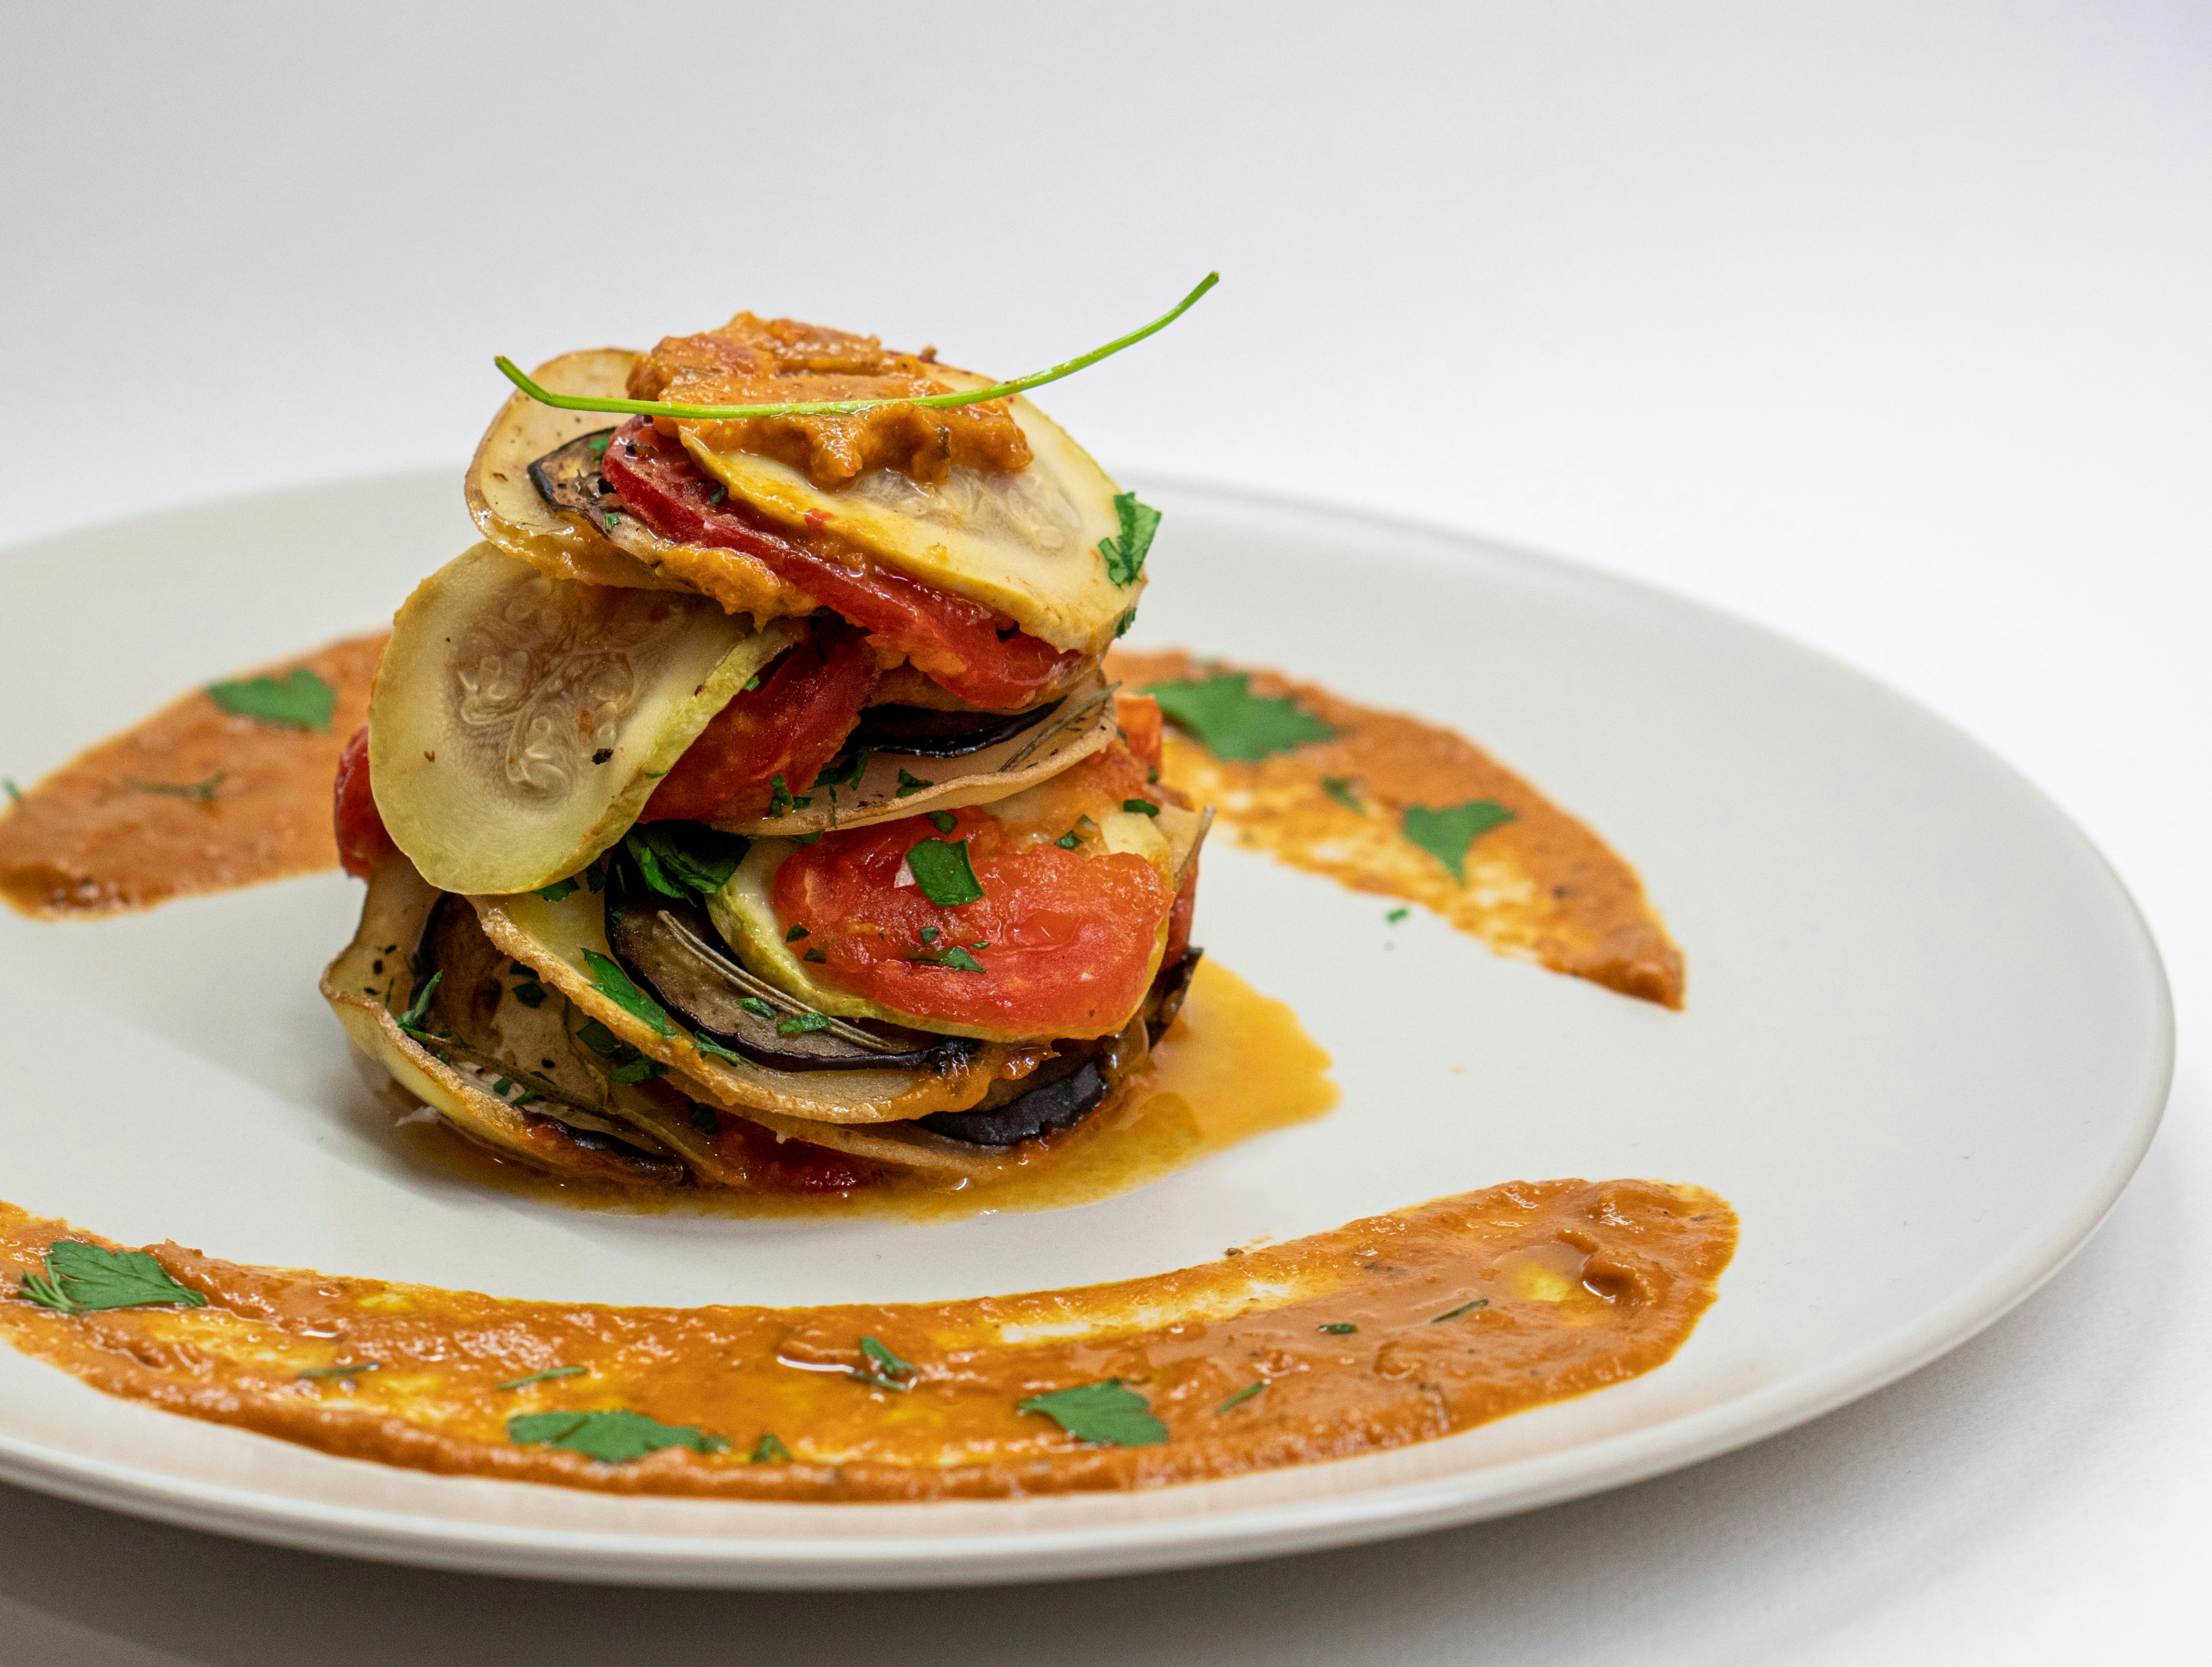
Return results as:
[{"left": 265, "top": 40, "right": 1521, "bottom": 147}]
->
[
  {"left": 0, "top": 1179, "right": 1733, "bottom": 1500},
  {"left": 1107, "top": 650, "right": 1685, "bottom": 1008},
  {"left": 0, "top": 633, "right": 385, "bottom": 917}
]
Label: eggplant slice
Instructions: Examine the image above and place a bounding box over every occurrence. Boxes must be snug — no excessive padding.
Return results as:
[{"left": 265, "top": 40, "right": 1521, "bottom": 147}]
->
[
  {"left": 605, "top": 896, "right": 980, "bottom": 1075},
  {"left": 846, "top": 697, "right": 1064, "bottom": 759}
]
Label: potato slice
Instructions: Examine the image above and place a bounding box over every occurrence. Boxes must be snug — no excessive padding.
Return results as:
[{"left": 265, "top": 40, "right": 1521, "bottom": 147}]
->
[
  {"left": 469, "top": 883, "right": 1037, "bottom": 1125},
  {"left": 319, "top": 853, "right": 683, "bottom": 1187},
  {"left": 368, "top": 543, "right": 799, "bottom": 896},
  {"left": 682, "top": 367, "right": 1136, "bottom": 656}
]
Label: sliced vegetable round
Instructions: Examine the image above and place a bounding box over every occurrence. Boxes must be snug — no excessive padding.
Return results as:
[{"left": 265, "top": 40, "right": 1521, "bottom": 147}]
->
[{"left": 368, "top": 543, "right": 797, "bottom": 895}]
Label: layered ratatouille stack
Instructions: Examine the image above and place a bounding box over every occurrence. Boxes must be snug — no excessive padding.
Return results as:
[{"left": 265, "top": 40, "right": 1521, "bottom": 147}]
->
[{"left": 322, "top": 309, "right": 1208, "bottom": 1193}]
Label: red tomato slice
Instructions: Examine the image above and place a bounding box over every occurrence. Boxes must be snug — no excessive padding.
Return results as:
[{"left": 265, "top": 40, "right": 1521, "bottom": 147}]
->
[
  {"left": 333, "top": 724, "right": 393, "bottom": 879},
  {"left": 703, "top": 1108, "right": 869, "bottom": 1193},
  {"left": 642, "top": 624, "right": 879, "bottom": 824},
  {"left": 601, "top": 418, "right": 1087, "bottom": 711},
  {"left": 771, "top": 757, "right": 1173, "bottom": 1038}
]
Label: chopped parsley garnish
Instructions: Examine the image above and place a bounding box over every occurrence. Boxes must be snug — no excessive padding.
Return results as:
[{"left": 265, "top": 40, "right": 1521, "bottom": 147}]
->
[
  {"left": 1018, "top": 1379, "right": 1168, "bottom": 1447},
  {"left": 927, "top": 809, "right": 958, "bottom": 834},
  {"left": 205, "top": 666, "right": 336, "bottom": 732},
  {"left": 537, "top": 876, "right": 581, "bottom": 903},
  {"left": 814, "top": 746, "right": 872, "bottom": 790},
  {"left": 1320, "top": 775, "right": 1364, "bottom": 813},
  {"left": 499, "top": 1365, "right": 586, "bottom": 1390},
  {"left": 906, "top": 837, "right": 985, "bottom": 906},
  {"left": 919, "top": 926, "right": 939, "bottom": 944},
  {"left": 741, "top": 669, "right": 758, "bottom": 690},
  {"left": 394, "top": 971, "right": 441, "bottom": 1037},
  {"left": 1123, "top": 797, "right": 1159, "bottom": 816},
  {"left": 602, "top": 512, "right": 620, "bottom": 533},
  {"left": 2, "top": 778, "right": 20, "bottom": 802},
  {"left": 768, "top": 774, "right": 803, "bottom": 816},
  {"left": 689, "top": 1103, "right": 721, "bottom": 1135},
  {"left": 777, "top": 1013, "right": 832, "bottom": 1037},
  {"left": 587, "top": 433, "right": 611, "bottom": 456},
  {"left": 1430, "top": 1299, "right": 1489, "bottom": 1323},
  {"left": 894, "top": 768, "right": 930, "bottom": 798},
  {"left": 1319, "top": 1322, "right": 1358, "bottom": 1335},
  {"left": 17, "top": 1241, "right": 208, "bottom": 1313},
  {"left": 1098, "top": 491, "right": 1162, "bottom": 587},
  {"left": 1215, "top": 1381, "right": 1266, "bottom": 1413},
  {"left": 738, "top": 996, "right": 776, "bottom": 1019},
  {"left": 507, "top": 1409, "right": 726, "bottom": 1465},
  {"left": 751, "top": 1432, "right": 793, "bottom": 1463},
  {"left": 689, "top": 1031, "right": 743, "bottom": 1065},
  {"left": 1114, "top": 606, "right": 1138, "bottom": 639},
  {"left": 579, "top": 950, "right": 672, "bottom": 1035},
  {"left": 1055, "top": 830, "right": 1081, "bottom": 849},
  {"left": 912, "top": 944, "right": 986, "bottom": 973},
  {"left": 802, "top": 947, "right": 828, "bottom": 963},
  {"left": 1146, "top": 672, "right": 1335, "bottom": 761},
  {"left": 623, "top": 823, "right": 749, "bottom": 901},
  {"left": 853, "top": 1335, "right": 918, "bottom": 1392},
  {"left": 511, "top": 979, "right": 547, "bottom": 1009},
  {"left": 1400, "top": 800, "right": 1515, "bottom": 883},
  {"left": 296, "top": 1361, "right": 381, "bottom": 1380},
  {"left": 575, "top": 1018, "right": 670, "bottom": 1084},
  {"left": 1385, "top": 907, "right": 1410, "bottom": 925},
  {"left": 127, "top": 772, "right": 226, "bottom": 802},
  {"left": 784, "top": 924, "right": 810, "bottom": 942}
]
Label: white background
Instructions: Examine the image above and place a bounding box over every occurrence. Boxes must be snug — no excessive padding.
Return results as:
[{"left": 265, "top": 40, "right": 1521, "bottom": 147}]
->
[{"left": 1, "top": 2, "right": 2204, "bottom": 1661}]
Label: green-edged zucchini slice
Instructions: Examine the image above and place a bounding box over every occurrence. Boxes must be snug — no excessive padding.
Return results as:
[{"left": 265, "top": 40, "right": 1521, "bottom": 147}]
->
[
  {"left": 319, "top": 853, "right": 684, "bottom": 1186},
  {"left": 469, "top": 882, "right": 1030, "bottom": 1125},
  {"left": 368, "top": 543, "right": 799, "bottom": 896},
  {"left": 706, "top": 797, "right": 1209, "bottom": 1043},
  {"left": 681, "top": 366, "right": 1136, "bottom": 657}
]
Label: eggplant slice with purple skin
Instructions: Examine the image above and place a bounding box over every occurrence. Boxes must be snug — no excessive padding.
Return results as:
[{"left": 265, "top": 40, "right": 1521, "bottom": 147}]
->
[
  {"left": 605, "top": 896, "right": 981, "bottom": 1075},
  {"left": 845, "top": 697, "right": 1065, "bottom": 759},
  {"left": 918, "top": 948, "right": 1204, "bottom": 1147}
]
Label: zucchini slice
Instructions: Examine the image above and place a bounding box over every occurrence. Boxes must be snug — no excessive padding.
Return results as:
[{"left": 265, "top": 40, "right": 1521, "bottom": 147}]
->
[
  {"left": 682, "top": 367, "right": 1136, "bottom": 656},
  {"left": 469, "top": 882, "right": 1034, "bottom": 1125},
  {"left": 368, "top": 543, "right": 799, "bottom": 896},
  {"left": 706, "top": 796, "right": 1209, "bottom": 1042}
]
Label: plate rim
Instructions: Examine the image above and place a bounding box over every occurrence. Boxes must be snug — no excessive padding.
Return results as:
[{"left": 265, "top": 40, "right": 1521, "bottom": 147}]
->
[{"left": 0, "top": 472, "right": 2174, "bottom": 1588}]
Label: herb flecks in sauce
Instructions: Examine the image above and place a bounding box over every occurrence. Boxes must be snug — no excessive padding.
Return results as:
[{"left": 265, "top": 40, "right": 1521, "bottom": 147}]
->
[
  {"left": 1112, "top": 650, "right": 1685, "bottom": 1009},
  {"left": 0, "top": 1182, "right": 1733, "bottom": 1500}
]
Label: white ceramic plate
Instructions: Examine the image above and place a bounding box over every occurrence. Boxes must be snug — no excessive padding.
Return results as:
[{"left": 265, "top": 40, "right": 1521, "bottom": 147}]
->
[{"left": 0, "top": 476, "right": 2171, "bottom": 1588}]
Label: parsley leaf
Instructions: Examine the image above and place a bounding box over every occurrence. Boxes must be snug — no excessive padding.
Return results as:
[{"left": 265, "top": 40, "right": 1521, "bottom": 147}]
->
[
  {"left": 127, "top": 772, "right": 226, "bottom": 802},
  {"left": 777, "top": 1013, "right": 832, "bottom": 1037},
  {"left": 2, "top": 778, "right": 20, "bottom": 803},
  {"left": 751, "top": 1432, "right": 794, "bottom": 1463},
  {"left": 1054, "top": 830, "right": 1081, "bottom": 850},
  {"left": 1123, "top": 797, "right": 1159, "bottom": 816},
  {"left": 853, "top": 1335, "right": 918, "bottom": 1391},
  {"left": 297, "top": 1361, "right": 381, "bottom": 1380},
  {"left": 499, "top": 1365, "right": 587, "bottom": 1390},
  {"left": 507, "top": 1408, "right": 726, "bottom": 1465},
  {"left": 1018, "top": 1379, "right": 1168, "bottom": 1446},
  {"left": 579, "top": 950, "right": 672, "bottom": 1035},
  {"left": 17, "top": 1241, "right": 207, "bottom": 1313},
  {"left": 1319, "top": 1322, "right": 1358, "bottom": 1334},
  {"left": 785, "top": 924, "right": 809, "bottom": 942},
  {"left": 395, "top": 971, "right": 441, "bottom": 1037},
  {"left": 906, "top": 838, "right": 984, "bottom": 906},
  {"left": 575, "top": 1018, "right": 669, "bottom": 1084},
  {"left": 895, "top": 768, "right": 930, "bottom": 798},
  {"left": 814, "top": 747, "right": 871, "bottom": 791},
  {"left": 911, "top": 944, "right": 986, "bottom": 974},
  {"left": 623, "top": 823, "right": 749, "bottom": 901},
  {"left": 1098, "top": 492, "right": 1161, "bottom": 587},
  {"left": 1400, "top": 801, "right": 1516, "bottom": 883},
  {"left": 1320, "top": 775, "right": 1364, "bottom": 813},
  {"left": 927, "top": 809, "right": 958, "bottom": 834},
  {"left": 689, "top": 1102, "right": 721, "bottom": 1134},
  {"left": 1146, "top": 673, "right": 1335, "bottom": 761},
  {"left": 1114, "top": 606, "right": 1138, "bottom": 639},
  {"left": 738, "top": 996, "right": 776, "bottom": 1019},
  {"left": 512, "top": 979, "right": 547, "bottom": 1008},
  {"left": 537, "top": 875, "right": 581, "bottom": 902},
  {"left": 1431, "top": 1299, "right": 1489, "bottom": 1322},
  {"left": 1215, "top": 1381, "right": 1266, "bottom": 1413},
  {"left": 205, "top": 667, "right": 336, "bottom": 732}
]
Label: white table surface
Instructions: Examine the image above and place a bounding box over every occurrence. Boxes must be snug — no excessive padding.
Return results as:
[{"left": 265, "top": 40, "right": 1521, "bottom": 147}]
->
[{"left": 2, "top": 2, "right": 2204, "bottom": 1660}]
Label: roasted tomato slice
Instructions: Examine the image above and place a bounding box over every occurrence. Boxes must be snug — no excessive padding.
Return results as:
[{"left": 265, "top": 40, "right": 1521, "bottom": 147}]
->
[
  {"left": 771, "top": 750, "right": 1174, "bottom": 1037},
  {"left": 642, "top": 622, "right": 879, "bottom": 824},
  {"left": 333, "top": 724, "right": 394, "bottom": 879},
  {"left": 702, "top": 1108, "right": 869, "bottom": 1193},
  {"left": 601, "top": 418, "right": 1087, "bottom": 711}
]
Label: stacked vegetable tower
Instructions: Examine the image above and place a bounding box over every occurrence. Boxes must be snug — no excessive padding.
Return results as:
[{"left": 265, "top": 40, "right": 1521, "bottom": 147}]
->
[{"left": 322, "top": 307, "right": 1208, "bottom": 1193}]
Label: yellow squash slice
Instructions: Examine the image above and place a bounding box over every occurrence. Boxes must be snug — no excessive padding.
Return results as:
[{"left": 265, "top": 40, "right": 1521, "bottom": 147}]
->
[{"left": 368, "top": 543, "right": 799, "bottom": 896}]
